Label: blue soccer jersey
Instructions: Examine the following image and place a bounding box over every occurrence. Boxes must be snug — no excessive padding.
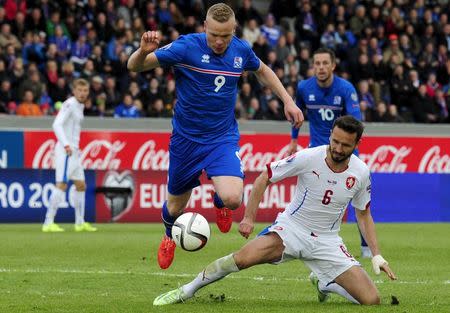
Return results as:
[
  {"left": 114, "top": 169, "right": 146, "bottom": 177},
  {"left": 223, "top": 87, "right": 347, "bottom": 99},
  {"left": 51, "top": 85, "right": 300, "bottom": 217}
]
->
[
  {"left": 155, "top": 33, "right": 260, "bottom": 144},
  {"left": 295, "top": 75, "right": 361, "bottom": 147}
]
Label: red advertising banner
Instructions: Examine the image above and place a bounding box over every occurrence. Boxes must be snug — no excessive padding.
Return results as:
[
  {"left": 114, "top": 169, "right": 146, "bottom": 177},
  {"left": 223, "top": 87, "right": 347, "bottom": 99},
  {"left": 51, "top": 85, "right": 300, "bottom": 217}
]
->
[
  {"left": 95, "top": 170, "right": 297, "bottom": 223},
  {"left": 25, "top": 131, "right": 450, "bottom": 173}
]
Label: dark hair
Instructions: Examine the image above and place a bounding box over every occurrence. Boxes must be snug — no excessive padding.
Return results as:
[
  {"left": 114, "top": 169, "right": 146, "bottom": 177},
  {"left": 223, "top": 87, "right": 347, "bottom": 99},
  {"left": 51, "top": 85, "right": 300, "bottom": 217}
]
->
[
  {"left": 313, "top": 47, "right": 336, "bottom": 64},
  {"left": 332, "top": 115, "right": 364, "bottom": 142}
]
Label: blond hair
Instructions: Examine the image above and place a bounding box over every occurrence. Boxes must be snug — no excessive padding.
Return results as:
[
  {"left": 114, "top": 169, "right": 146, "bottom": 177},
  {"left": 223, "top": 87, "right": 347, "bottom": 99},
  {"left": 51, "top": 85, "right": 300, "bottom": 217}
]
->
[
  {"left": 72, "top": 78, "right": 90, "bottom": 88},
  {"left": 206, "top": 3, "right": 235, "bottom": 23}
]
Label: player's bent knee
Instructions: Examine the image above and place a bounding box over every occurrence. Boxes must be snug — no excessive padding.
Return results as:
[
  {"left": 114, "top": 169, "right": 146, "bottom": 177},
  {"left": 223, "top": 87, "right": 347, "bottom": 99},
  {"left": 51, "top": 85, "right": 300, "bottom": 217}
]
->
[
  {"left": 220, "top": 194, "right": 242, "bottom": 210},
  {"left": 360, "top": 293, "right": 380, "bottom": 305}
]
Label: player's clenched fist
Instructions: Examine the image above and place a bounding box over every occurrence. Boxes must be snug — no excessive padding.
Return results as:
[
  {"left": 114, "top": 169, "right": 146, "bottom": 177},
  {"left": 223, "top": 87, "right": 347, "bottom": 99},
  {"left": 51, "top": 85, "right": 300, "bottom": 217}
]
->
[
  {"left": 140, "top": 31, "right": 160, "bottom": 54},
  {"left": 239, "top": 217, "right": 254, "bottom": 239}
]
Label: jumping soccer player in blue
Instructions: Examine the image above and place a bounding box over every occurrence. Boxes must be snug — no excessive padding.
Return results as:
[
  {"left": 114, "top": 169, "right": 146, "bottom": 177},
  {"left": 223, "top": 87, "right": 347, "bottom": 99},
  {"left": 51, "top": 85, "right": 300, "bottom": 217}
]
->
[
  {"left": 288, "top": 48, "right": 371, "bottom": 258},
  {"left": 128, "top": 3, "right": 304, "bottom": 270}
]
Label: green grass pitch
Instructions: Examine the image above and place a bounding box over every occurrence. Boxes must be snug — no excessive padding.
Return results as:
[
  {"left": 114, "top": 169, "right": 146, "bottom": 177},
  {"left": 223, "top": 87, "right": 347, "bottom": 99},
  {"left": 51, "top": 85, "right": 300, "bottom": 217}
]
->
[{"left": 0, "top": 223, "right": 449, "bottom": 313}]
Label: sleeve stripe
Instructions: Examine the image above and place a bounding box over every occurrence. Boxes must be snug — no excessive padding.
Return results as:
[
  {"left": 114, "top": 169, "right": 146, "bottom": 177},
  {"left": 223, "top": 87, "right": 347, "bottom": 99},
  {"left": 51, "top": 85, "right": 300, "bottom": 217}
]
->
[{"left": 266, "top": 163, "right": 273, "bottom": 179}]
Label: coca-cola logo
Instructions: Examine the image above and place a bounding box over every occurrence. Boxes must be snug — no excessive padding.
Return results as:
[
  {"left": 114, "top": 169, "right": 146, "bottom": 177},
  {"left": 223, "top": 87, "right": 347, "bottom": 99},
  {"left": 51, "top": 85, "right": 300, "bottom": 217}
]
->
[
  {"left": 102, "top": 170, "right": 135, "bottom": 221},
  {"left": 32, "top": 139, "right": 125, "bottom": 170},
  {"left": 32, "top": 139, "right": 56, "bottom": 168},
  {"left": 418, "top": 146, "right": 450, "bottom": 173},
  {"left": 29, "top": 136, "right": 450, "bottom": 174},
  {"left": 240, "top": 143, "right": 305, "bottom": 171},
  {"left": 132, "top": 140, "right": 169, "bottom": 170},
  {"left": 81, "top": 140, "right": 125, "bottom": 170},
  {"left": 360, "top": 145, "right": 411, "bottom": 173}
]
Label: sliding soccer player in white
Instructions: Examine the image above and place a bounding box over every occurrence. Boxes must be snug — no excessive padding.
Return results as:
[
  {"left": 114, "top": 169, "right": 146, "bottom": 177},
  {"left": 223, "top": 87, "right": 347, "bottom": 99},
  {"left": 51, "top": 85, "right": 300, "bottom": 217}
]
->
[
  {"left": 42, "top": 78, "right": 97, "bottom": 232},
  {"left": 154, "top": 116, "right": 396, "bottom": 306}
]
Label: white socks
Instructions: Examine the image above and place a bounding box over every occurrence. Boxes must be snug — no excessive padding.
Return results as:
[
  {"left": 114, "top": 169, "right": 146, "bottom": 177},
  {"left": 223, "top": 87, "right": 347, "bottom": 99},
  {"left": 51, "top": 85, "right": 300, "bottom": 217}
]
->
[
  {"left": 44, "top": 188, "right": 65, "bottom": 225},
  {"left": 319, "top": 280, "right": 359, "bottom": 304},
  {"left": 73, "top": 190, "right": 86, "bottom": 225},
  {"left": 182, "top": 254, "right": 239, "bottom": 298}
]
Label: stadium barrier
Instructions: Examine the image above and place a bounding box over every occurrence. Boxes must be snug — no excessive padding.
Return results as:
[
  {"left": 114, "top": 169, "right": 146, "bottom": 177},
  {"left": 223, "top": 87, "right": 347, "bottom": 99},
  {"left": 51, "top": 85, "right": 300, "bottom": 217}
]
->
[{"left": 0, "top": 127, "right": 448, "bottom": 223}]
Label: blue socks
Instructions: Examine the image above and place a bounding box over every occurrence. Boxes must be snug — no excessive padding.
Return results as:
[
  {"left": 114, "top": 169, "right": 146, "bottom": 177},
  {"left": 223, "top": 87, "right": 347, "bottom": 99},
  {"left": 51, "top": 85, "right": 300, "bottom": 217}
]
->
[
  {"left": 213, "top": 192, "right": 225, "bottom": 209},
  {"left": 162, "top": 201, "right": 176, "bottom": 238}
]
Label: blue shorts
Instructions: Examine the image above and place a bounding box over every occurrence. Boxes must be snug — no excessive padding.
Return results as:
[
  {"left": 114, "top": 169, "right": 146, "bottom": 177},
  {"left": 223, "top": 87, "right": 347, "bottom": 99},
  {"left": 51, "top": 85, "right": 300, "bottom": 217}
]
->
[{"left": 167, "top": 133, "right": 243, "bottom": 195}]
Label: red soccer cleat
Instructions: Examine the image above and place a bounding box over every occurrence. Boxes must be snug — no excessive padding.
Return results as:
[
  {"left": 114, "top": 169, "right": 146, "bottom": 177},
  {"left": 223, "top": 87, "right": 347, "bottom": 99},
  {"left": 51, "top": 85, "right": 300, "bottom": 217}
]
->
[
  {"left": 215, "top": 207, "right": 233, "bottom": 233},
  {"left": 157, "top": 235, "right": 176, "bottom": 269}
]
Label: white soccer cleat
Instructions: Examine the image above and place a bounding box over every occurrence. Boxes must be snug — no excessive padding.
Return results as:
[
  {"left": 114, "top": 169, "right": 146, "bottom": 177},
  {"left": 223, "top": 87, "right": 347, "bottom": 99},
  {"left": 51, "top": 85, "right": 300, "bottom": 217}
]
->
[
  {"left": 153, "top": 287, "right": 189, "bottom": 306},
  {"left": 309, "top": 272, "right": 329, "bottom": 303}
]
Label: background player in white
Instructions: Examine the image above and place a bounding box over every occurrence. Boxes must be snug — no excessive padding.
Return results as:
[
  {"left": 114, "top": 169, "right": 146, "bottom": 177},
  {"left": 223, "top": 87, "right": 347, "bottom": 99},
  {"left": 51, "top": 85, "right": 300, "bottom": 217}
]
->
[
  {"left": 42, "top": 78, "right": 97, "bottom": 232},
  {"left": 153, "top": 116, "right": 396, "bottom": 306}
]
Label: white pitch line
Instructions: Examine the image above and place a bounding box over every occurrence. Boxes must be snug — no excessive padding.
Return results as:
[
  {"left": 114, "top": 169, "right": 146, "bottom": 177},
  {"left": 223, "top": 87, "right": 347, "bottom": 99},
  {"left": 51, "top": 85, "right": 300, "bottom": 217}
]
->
[{"left": 0, "top": 268, "right": 448, "bottom": 285}]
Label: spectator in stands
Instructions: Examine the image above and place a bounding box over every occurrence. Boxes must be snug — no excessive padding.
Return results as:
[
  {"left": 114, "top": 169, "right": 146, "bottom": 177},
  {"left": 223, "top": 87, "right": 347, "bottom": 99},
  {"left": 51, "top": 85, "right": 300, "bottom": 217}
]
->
[
  {"left": 434, "top": 89, "right": 450, "bottom": 122},
  {"left": 252, "top": 34, "right": 270, "bottom": 63},
  {"left": 412, "top": 84, "right": 440, "bottom": 123},
  {"left": 425, "top": 72, "right": 441, "bottom": 98},
  {"left": 1, "top": 0, "right": 450, "bottom": 123},
  {"left": 0, "top": 80, "right": 14, "bottom": 112},
  {"left": 372, "top": 101, "right": 389, "bottom": 122},
  {"left": 386, "top": 104, "right": 405, "bottom": 123},
  {"left": 114, "top": 92, "right": 140, "bottom": 118},
  {"left": 16, "top": 89, "right": 42, "bottom": 116},
  {"left": 46, "top": 10, "right": 69, "bottom": 38},
  {"left": 320, "top": 23, "right": 342, "bottom": 51},
  {"left": 50, "top": 77, "right": 70, "bottom": 104},
  {"left": 162, "top": 79, "right": 176, "bottom": 109},
  {"left": 236, "top": 0, "right": 262, "bottom": 26},
  {"left": 295, "top": 0, "right": 318, "bottom": 50},
  {"left": 265, "top": 98, "right": 284, "bottom": 121},
  {"left": 70, "top": 31, "right": 91, "bottom": 71},
  {"left": 22, "top": 32, "right": 46, "bottom": 67},
  {"left": 90, "top": 75, "right": 105, "bottom": 105},
  {"left": 261, "top": 13, "right": 281, "bottom": 48},
  {"left": 18, "top": 69, "right": 44, "bottom": 102},
  {"left": 4, "top": 0, "right": 26, "bottom": 21},
  {"left": 147, "top": 98, "right": 171, "bottom": 118},
  {"left": 247, "top": 97, "right": 264, "bottom": 120},
  {"left": 13, "top": 10, "right": 27, "bottom": 40},
  {"left": 358, "top": 80, "right": 376, "bottom": 113},
  {"left": 0, "top": 23, "right": 22, "bottom": 50},
  {"left": 117, "top": 0, "right": 139, "bottom": 30},
  {"left": 242, "top": 18, "right": 261, "bottom": 47},
  {"left": 104, "top": 76, "right": 120, "bottom": 113}
]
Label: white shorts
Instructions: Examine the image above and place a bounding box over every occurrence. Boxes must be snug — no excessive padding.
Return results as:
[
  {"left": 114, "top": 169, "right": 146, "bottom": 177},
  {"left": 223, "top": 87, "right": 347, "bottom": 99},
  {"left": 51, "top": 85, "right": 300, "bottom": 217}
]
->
[
  {"left": 54, "top": 143, "right": 85, "bottom": 183},
  {"left": 267, "top": 213, "right": 360, "bottom": 285}
]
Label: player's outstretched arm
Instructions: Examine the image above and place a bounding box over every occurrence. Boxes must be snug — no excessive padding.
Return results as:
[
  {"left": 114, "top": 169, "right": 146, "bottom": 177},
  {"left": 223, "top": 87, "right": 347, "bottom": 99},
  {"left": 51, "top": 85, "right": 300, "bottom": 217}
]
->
[
  {"left": 254, "top": 62, "right": 304, "bottom": 128},
  {"left": 127, "top": 31, "right": 161, "bottom": 72},
  {"left": 239, "top": 170, "right": 271, "bottom": 239},
  {"left": 355, "top": 208, "right": 397, "bottom": 280}
]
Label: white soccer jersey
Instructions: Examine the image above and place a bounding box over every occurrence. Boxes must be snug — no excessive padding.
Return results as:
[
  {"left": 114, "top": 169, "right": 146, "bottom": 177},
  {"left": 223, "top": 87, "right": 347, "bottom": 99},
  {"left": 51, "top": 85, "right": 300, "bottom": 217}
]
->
[
  {"left": 267, "top": 145, "right": 371, "bottom": 236},
  {"left": 53, "top": 96, "right": 84, "bottom": 149}
]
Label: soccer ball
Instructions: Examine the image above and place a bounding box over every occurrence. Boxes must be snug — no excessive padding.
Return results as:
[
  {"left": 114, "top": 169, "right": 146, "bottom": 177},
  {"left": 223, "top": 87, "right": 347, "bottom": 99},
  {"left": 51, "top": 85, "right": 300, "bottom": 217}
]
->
[{"left": 172, "top": 212, "right": 210, "bottom": 251}]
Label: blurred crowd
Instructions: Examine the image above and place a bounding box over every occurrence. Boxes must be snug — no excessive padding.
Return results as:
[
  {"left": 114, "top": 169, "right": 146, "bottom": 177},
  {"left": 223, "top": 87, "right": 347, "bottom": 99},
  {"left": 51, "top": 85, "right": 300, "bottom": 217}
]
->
[{"left": 0, "top": 0, "right": 449, "bottom": 123}]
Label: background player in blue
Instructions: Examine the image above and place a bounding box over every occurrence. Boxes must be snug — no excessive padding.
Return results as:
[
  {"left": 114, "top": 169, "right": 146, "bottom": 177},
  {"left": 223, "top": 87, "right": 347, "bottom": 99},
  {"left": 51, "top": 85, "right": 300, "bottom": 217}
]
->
[
  {"left": 128, "top": 3, "right": 304, "bottom": 270},
  {"left": 288, "top": 48, "right": 371, "bottom": 258}
]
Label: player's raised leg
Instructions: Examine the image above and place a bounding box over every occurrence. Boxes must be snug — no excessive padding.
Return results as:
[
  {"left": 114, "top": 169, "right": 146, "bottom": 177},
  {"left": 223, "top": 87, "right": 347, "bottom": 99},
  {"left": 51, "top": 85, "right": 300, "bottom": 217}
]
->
[
  {"left": 157, "top": 191, "right": 192, "bottom": 269},
  {"left": 210, "top": 176, "right": 243, "bottom": 233}
]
